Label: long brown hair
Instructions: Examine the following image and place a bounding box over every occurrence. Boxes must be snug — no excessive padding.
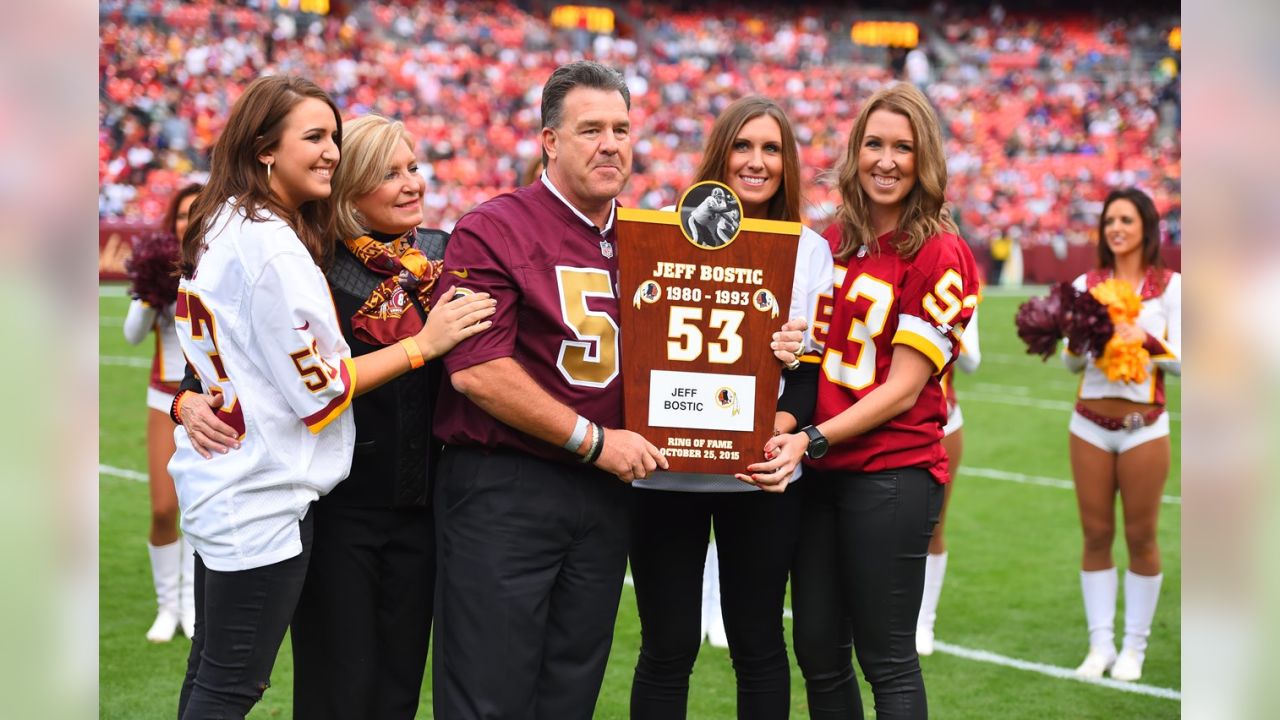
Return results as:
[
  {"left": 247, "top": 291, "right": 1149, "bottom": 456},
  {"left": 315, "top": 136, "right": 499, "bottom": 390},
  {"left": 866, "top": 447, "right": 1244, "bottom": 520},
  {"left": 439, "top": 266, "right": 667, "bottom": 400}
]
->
[
  {"left": 692, "top": 96, "right": 802, "bottom": 222},
  {"left": 179, "top": 75, "right": 342, "bottom": 276},
  {"left": 831, "top": 83, "right": 955, "bottom": 261},
  {"left": 162, "top": 183, "right": 203, "bottom": 237},
  {"left": 1097, "top": 187, "right": 1163, "bottom": 271}
]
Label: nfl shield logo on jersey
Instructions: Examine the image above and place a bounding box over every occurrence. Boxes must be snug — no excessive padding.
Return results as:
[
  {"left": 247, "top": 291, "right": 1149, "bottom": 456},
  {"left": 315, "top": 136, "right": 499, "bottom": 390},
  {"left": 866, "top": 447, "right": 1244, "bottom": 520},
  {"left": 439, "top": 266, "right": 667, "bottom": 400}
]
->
[{"left": 600, "top": 240, "right": 614, "bottom": 258}]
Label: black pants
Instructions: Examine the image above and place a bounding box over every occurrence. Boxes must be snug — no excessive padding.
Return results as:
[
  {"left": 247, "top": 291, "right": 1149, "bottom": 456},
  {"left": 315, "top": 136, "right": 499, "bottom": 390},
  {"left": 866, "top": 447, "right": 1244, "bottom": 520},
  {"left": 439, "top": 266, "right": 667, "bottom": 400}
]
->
[
  {"left": 629, "top": 487, "right": 801, "bottom": 720},
  {"left": 792, "top": 469, "right": 944, "bottom": 720},
  {"left": 432, "top": 447, "right": 630, "bottom": 720},
  {"left": 179, "top": 510, "right": 313, "bottom": 720},
  {"left": 291, "top": 502, "right": 434, "bottom": 719}
]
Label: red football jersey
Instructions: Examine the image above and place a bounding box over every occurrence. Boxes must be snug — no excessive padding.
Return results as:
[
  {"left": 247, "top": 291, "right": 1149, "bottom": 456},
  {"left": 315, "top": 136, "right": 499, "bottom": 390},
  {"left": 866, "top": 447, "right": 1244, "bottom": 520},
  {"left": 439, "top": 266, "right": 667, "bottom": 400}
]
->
[
  {"left": 433, "top": 180, "right": 624, "bottom": 463},
  {"left": 808, "top": 227, "right": 980, "bottom": 482}
]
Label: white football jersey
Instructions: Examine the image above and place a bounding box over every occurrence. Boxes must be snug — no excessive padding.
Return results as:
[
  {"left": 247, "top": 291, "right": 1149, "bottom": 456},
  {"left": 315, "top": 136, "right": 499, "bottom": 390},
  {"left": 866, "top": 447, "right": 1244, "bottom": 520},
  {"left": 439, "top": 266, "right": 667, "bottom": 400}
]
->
[{"left": 168, "top": 199, "right": 356, "bottom": 572}]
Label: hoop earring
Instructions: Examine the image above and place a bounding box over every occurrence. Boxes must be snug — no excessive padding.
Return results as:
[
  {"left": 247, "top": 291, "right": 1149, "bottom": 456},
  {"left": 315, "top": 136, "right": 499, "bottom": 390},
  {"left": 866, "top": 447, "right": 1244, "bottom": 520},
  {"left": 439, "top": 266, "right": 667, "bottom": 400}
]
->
[{"left": 265, "top": 162, "right": 272, "bottom": 183}]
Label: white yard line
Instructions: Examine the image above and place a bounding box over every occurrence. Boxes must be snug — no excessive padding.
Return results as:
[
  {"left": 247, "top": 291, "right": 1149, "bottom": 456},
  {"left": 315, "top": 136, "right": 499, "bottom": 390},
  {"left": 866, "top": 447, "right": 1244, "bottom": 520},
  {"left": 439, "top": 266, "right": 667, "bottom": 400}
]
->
[
  {"left": 99, "top": 464, "right": 147, "bottom": 482},
  {"left": 964, "top": 466, "right": 1181, "bottom": 505},
  {"left": 960, "top": 391, "right": 1181, "bottom": 422},
  {"left": 981, "top": 352, "right": 1051, "bottom": 365},
  {"left": 106, "top": 467, "right": 1181, "bottom": 701},
  {"left": 931, "top": 641, "right": 1181, "bottom": 701},
  {"left": 101, "top": 355, "right": 151, "bottom": 368},
  {"left": 623, "top": 575, "right": 1180, "bottom": 700}
]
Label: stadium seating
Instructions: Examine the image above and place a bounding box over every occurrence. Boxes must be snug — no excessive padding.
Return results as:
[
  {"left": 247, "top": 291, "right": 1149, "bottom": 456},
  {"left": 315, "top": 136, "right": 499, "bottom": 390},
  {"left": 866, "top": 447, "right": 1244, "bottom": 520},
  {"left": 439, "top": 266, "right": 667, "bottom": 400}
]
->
[{"left": 98, "top": 0, "right": 1180, "bottom": 270}]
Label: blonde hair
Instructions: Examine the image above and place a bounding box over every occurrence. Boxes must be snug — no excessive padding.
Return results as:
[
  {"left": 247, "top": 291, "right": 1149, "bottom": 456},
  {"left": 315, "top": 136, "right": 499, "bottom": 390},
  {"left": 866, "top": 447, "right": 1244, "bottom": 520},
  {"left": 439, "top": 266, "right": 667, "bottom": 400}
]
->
[
  {"left": 329, "top": 114, "right": 416, "bottom": 240},
  {"left": 832, "top": 83, "right": 955, "bottom": 261}
]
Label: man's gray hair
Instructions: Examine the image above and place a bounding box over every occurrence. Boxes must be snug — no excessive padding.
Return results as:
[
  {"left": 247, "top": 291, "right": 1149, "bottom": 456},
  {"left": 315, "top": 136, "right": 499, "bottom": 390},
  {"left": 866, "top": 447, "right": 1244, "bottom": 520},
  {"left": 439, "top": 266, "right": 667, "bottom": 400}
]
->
[
  {"left": 541, "top": 61, "right": 631, "bottom": 131},
  {"left": 540, "top": 61, "right": 630, "bottom": 165}
]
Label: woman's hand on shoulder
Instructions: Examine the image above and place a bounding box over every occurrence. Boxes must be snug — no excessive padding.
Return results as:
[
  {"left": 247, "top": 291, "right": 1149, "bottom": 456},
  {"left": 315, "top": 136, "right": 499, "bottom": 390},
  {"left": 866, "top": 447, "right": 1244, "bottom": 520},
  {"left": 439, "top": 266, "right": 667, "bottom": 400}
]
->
[{"left": 416, "top": 291, "right": 496, "bottom": 360}]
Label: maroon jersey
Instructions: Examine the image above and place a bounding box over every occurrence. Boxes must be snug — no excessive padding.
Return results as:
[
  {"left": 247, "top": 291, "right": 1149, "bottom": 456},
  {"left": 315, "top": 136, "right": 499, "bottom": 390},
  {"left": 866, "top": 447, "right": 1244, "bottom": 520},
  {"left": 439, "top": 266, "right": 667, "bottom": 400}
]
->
[
  {"left": 808, "top": 227, "right": 980, "bottom": 482},
  {"left": 433, "top": 179, "right": 624, "bottom": 463}
]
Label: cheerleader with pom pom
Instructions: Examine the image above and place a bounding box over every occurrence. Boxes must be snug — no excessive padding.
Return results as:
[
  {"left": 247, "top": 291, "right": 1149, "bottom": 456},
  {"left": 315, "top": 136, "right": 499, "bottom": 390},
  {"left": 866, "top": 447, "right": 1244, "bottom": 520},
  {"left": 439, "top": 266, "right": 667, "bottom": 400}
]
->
[
  {"left": 1018, "top": 187, "right": 1180, "bottom": 682},
  {"left": 122, "top": 183, "right": 202, "bottom": 643}
]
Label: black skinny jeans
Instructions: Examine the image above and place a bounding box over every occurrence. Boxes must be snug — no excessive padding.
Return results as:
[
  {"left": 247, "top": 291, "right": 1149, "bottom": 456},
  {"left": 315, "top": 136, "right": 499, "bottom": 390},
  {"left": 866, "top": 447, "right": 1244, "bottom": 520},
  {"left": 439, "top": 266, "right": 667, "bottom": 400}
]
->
[
  {"left": 178, "top": 510, "right": 313, "bottom": 720},
  {"left": 630, "top": 486, "right": 802, "bottom": 720},
  {"left": 791, "top": 469, "right": 944, "bottom": 720}
]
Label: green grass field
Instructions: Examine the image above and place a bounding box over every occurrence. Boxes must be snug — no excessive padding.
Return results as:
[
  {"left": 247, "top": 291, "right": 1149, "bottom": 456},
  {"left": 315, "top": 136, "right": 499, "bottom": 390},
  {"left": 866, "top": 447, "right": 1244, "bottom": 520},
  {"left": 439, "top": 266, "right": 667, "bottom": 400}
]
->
[{"left": 99, "top": 284, "right": 1180, "bottom": 718}]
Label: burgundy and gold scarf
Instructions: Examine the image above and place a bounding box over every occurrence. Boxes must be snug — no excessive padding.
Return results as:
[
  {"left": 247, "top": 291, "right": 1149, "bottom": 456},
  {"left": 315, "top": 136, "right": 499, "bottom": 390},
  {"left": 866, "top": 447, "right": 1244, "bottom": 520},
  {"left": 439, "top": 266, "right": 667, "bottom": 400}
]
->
[{"left": 342, "top": 233, "right": 444, "bottom": 346}]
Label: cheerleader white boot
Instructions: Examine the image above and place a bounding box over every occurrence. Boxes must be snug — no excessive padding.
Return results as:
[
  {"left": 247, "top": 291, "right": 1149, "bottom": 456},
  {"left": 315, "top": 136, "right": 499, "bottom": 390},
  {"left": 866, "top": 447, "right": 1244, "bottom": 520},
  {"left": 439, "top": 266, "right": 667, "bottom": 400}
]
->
[
  {"left": 916, "top": 552, "right": 948, "bottom": 656},
  {"left": 1074, "top": 567, "right": 1118, "bottom": 678},
  {"left": 1111, "top": 571, "right": 1162, "bottom": 681},
  {"left": 180, "top": 536, "right": 196, "bottom": 639},
  {"left": 703, "top": 541, "right": 728, "bottom": 648},
  {"left": 145, "top": 541, "right": 182, "bottom": 643},
  {"left": 1075, "top": 563, "right": 1116, "bottom": 676}
]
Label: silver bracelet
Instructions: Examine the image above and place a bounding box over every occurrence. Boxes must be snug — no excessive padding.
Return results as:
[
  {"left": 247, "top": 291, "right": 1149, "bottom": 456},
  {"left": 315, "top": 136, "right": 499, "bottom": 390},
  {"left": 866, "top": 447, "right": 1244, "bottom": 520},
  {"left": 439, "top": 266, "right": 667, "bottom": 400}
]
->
[
  {"left": 580, "top": 423, "right": 604, "bottom": 464},
  {"left": 563, "top": 414, "right": 590, "bottom": 452}
]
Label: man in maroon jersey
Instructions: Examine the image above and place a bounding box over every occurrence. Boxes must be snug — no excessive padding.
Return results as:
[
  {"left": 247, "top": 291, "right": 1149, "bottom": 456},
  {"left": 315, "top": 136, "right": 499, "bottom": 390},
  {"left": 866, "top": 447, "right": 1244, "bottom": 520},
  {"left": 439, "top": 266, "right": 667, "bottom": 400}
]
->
[{"left": 429, "top": 61, "right": 670, "bottom": 720}]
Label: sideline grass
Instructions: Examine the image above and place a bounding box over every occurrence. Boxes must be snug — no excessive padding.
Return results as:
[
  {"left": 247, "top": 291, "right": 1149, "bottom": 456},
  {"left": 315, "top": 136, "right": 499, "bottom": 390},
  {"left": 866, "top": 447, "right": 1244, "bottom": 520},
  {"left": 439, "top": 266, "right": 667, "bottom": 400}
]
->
[{"left": 100, "top": 286, "right": 1179, "bottom": 718}]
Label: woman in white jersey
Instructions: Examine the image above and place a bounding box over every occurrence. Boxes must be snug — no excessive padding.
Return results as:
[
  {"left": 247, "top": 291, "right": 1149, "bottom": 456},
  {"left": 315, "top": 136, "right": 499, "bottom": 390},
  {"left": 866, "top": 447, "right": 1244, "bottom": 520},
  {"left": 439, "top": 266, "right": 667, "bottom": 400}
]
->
[
  {"left": 169, "top": 75, "right": 491, "bottom": 719},
  {"left": 122, "top": 182, "right": 201, "bottom": 642},
  {"left": 1066, "top": 187, "right": 1180, "bottom": 682},
  {"left": 628, "top": 96, "right": 833, "bottom": 720}
]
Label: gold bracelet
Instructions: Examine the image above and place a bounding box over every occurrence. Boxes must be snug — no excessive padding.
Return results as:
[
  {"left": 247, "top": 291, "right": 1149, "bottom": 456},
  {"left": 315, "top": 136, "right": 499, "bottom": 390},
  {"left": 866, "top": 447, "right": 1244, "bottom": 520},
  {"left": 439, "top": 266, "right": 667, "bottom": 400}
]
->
[{"left": 399, "top": 337, "right": 425, "bottom": 369}]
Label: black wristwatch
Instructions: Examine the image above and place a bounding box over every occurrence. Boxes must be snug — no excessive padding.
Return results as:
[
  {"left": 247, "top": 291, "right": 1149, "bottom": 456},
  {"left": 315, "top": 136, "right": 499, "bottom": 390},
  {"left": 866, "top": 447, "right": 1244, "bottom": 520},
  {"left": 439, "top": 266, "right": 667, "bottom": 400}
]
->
[{"left": 801, "top": 425, "right": 829, "bottom": 460}]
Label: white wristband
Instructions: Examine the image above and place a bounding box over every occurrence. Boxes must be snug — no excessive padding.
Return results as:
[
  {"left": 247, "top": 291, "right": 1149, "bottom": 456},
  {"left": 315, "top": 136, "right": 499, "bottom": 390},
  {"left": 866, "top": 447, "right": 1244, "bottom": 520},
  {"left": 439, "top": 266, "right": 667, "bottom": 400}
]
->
[{"left": 563, "top": 414, "right": 590, "bottom": 453}]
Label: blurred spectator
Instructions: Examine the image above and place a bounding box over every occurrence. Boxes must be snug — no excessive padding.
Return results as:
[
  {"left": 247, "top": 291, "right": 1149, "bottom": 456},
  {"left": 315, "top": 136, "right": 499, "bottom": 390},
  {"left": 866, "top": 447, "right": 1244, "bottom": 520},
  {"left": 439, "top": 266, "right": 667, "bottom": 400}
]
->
[{"left": 99, "top": 0, "right": 1180, "bottom": 253}]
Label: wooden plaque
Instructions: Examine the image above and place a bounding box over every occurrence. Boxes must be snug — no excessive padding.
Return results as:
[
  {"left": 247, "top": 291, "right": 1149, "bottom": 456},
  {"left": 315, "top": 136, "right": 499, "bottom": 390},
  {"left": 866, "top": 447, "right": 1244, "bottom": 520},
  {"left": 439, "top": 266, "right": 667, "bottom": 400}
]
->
[{"left": 616, "top": 206, "right": 799, "bottom": 475}]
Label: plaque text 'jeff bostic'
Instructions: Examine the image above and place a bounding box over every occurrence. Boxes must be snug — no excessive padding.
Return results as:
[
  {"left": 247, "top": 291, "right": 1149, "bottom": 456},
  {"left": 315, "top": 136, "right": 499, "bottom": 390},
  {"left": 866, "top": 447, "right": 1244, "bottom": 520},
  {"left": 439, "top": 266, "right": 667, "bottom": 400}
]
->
[{"left": 653, "top": 262, "right": 765, "bottom": 286}]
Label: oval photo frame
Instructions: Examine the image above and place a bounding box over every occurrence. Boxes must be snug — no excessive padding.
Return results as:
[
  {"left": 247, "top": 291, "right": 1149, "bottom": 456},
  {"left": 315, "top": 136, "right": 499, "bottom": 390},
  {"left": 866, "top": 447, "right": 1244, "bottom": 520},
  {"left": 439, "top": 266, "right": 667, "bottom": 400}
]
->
[{"left": 677, "top": 180, "right": 743, "bottom": 250}]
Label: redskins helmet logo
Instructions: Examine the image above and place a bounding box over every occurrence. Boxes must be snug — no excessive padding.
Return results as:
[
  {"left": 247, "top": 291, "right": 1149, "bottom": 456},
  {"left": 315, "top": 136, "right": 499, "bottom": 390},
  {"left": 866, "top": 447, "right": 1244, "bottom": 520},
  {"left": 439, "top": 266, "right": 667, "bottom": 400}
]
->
[
  {"left": 752, "top": 289, "right": 778, "bottom": 318},
  {"left": 715, "top": 387, "right": 741, "bottom": 416},
  {"left": 633, "top": 280, "right": 662, "bottom": 308}
]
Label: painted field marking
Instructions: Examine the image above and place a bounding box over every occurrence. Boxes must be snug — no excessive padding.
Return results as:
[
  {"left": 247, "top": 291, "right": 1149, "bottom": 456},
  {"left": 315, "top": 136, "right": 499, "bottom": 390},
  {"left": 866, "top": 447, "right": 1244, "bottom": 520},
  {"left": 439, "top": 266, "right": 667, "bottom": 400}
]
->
[
  {"left": 622, "top": 575, "right": 1180, "bottom": 700},
  {"left": 964, "top": 466, "right": 1181, "bottom": 505},
  {"left": 961, "top": 391, "right": 1180, "bottom": 422},
  {"left": 932, "top": 641, "right": 1181, "bottom": 701},
  {"left": 103, "top": 468, "right": 1180, "bottom": 702},
  {"left": 99, "top": 464, "right": 147, "bottom": 482},
  {"left": 101, "top": 355, "right": 151, "bottom": 368}
]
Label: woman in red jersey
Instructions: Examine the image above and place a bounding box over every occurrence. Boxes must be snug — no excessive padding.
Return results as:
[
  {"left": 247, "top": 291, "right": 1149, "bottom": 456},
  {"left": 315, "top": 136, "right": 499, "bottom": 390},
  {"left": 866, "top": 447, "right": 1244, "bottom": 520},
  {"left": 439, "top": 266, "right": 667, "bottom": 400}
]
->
[{"left": 747, "top": 83, "right": 979, "bottom": 719}]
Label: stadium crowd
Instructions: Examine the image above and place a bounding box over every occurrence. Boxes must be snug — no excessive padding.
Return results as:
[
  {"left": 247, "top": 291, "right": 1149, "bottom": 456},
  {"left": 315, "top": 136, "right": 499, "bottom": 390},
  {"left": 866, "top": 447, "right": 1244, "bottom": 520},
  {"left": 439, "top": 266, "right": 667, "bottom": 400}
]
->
[{"left": 99, "top": 0, "right": 1180, "bottom": 257}]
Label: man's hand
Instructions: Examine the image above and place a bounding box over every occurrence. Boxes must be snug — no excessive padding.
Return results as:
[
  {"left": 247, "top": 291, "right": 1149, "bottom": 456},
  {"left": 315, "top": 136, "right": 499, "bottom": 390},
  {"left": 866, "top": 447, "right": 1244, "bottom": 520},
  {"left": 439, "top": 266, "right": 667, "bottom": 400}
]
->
[
  {"left": 180, "top": 392, "right": 240, "bottom": 459},
  {"left": 772, "top": 316, "right": 808, "bottom": 367},
  {"left": 594, "top": 428, "right": 669, "bottom": 483}
]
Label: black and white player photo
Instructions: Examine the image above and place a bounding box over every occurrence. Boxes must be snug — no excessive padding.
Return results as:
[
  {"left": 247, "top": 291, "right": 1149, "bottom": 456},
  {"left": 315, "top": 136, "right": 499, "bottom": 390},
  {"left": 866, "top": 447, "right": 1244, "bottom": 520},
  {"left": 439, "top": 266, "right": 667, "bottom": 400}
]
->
[{"left": 679, "top": 181, "right": 741, "bottom": 249}]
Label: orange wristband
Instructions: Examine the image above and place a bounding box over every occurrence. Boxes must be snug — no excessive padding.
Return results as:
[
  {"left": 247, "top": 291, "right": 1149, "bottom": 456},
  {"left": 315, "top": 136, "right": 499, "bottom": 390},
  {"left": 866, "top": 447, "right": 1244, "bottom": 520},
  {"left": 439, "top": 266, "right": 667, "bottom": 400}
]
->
[
  {"left": 169, "top": 390, "right": 188, "bottom": 425},
  {"left": 399, "top": 337, "right": 425, "bottom": 369}
]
